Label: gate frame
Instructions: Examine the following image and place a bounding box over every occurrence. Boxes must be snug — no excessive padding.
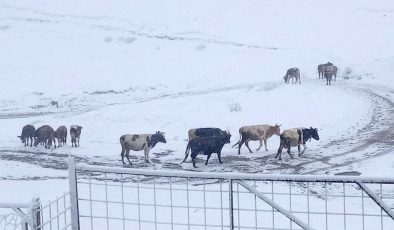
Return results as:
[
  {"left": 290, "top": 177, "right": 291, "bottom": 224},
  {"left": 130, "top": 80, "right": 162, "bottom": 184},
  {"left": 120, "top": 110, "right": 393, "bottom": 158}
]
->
[{"left": 68, "top": 157, "right": 394, "bottom": 230}]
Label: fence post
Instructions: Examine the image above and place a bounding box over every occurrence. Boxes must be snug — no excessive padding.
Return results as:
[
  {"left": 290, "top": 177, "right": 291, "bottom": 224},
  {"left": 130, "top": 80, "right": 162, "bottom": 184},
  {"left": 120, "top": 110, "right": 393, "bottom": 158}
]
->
[
  {"left": 68, "top": 157, "right": 80, "bottom": 230},
  {"left": 29, "top": 195, "right": 41, "bottom": 230},
  {"left": 228, "top": 179, "right": 234, "bottom": 230}
]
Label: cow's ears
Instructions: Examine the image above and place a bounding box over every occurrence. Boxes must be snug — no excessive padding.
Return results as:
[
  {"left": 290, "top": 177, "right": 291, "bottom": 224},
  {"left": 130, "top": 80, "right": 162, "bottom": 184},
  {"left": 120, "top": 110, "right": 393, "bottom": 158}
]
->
[{"left": 17, "top": 136, "right": 21, "bottom": 138}]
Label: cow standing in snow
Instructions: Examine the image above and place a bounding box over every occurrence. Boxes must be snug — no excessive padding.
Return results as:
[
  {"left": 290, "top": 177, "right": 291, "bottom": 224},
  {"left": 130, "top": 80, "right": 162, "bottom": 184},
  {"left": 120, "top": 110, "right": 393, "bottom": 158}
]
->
[
  {"left": 120, "top": 131, "right": 167, "bottom": 165},
  {"left": 181, "top": 131, "right": 231, "bottom": 168},
  {"left": 283, "top": 68, "right": 301, "bottom": 84},
  {"left": 34, "top": 125, "right": 56, "bottom": 149},
  {"left": 233, "top": 124, "right": 281, "bottom": 154},
  {"left": 324, "top": 66, "right": 336, "bottom": 85},
  {"left": 275, "top": 127, "right": 319, "bottom": 160},
  {"left": 318, "top": 62, "right": 333, "bottom": 79},
  {"left": 70, "top": 125, "right": 82, "bottom": 147},
  {"left": 18, "top": 124, "right": 35, "bottom": 147},
  {"left": 55, "top": 126, "right": 67, "bottom": 147}
]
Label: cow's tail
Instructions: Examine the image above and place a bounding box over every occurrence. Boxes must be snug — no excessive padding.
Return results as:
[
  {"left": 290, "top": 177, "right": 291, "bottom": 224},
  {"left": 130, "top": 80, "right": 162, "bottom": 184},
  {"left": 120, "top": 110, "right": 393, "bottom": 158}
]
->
[
  {"left": 232, "top": 130, "right": 242, "bottom": 148},
  {"left": 120, "top": 135, "right": 126, "bottom": 155},
  {"left": 181, "top": 142, "right": 190, "bottom": 164}
]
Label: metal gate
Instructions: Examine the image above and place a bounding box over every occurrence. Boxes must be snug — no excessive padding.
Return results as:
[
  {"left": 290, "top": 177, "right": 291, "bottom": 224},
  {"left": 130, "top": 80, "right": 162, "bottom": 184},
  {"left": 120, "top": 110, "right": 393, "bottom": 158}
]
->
[{"left": 67, "top": 158, "right": 394, "bottom": 230}]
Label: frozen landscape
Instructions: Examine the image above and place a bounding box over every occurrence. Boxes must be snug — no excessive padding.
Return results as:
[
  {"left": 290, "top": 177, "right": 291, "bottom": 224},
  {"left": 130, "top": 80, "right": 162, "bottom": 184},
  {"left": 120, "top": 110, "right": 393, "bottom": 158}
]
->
[{"left": 0, "top": 0, "right": 394, "bottom": 229}]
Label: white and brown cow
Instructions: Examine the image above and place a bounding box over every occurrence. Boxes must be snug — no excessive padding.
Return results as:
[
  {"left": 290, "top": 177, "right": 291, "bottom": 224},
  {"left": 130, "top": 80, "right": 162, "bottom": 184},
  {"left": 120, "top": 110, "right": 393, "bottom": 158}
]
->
[
  {"left": 275, "top": 127, "right": 319, "bottom": 160},
  {"left": 120, "top": 131, "right": 167, "bottom": 166},
  {"left": 233, "top": 124, "right": 281, "bottom": 154}
]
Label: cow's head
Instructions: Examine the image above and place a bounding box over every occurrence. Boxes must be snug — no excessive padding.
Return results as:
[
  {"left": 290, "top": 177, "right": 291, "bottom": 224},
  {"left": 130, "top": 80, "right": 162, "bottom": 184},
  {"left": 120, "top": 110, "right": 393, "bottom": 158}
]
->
[
  {"left": 309, "top": 127, "right": 319, "bottom": 140},
  {"left": 17, "top": 136, "right": 25, "bottom": 143},
  {"left": 273, "top": 124, "right": 281, "bottom": 136},
  {"left": 283, "top": 75, "right": 289, "bottom": 83},
  {"left": 223, "top": 131, "right": 231, "bottom": 144},
  {"left": 33, "top": 137, "right": 40, "bottom": 147},
  {"left": 155, "top": 131, "right": 167, "bottom": 143}
]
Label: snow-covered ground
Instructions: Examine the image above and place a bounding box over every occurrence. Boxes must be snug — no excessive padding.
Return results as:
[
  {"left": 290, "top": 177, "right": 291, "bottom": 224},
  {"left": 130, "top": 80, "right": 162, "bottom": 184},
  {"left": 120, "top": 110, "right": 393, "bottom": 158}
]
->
[{"left": 0, "top": 0, "right": 393, "bottom": 226}]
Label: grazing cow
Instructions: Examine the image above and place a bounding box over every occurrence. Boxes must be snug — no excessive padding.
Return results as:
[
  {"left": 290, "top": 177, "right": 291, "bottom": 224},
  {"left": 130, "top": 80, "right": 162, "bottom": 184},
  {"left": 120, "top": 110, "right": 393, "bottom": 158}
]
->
[
  {"left": 120, "top": 131, "right": 167, "bottom": 165},
  {"left": 232, "top": 124, "right": 281, "bottom": 154},
  {"left": 318, "top": 62, "right": 333, "bottom": 79},
  {"left": 54, "top": 126, "right": 67, "bottom": 147},
  {"left": 70, "top": 125, "right": 82, "bottom": 147},
  {"left": 324, "top": 65, "right": 336, "bottom": 85},
  {"left": 181, "top": 132, "right": 231, "bottom": 168},
  {"left": 18, "top": 125, "right": 35, "bottom": 147},
  {"left": 34, "top": 125, "right": 56, "bottom": 149},
  {"left": 275, "top": 127, "right": 319, "bottom": 160},
  {"left": 283, "top": 68, "right": 301, "bottom": 84}
]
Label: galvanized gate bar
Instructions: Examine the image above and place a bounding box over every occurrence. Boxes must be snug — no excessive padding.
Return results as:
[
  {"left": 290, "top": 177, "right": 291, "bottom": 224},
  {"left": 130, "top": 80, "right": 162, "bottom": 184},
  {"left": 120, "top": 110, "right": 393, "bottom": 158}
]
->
[
  {"left": 236, "top": 180, "right": 316, "bottom": 230},
  {"left": 357, "top": 181, "right": 394, "bottom": 220},
  {"left": 75, "top": 162, "right": 394, "bottom": 184},
  {"left": 68, "top": 158, "right": 80, "bottom": 230}
]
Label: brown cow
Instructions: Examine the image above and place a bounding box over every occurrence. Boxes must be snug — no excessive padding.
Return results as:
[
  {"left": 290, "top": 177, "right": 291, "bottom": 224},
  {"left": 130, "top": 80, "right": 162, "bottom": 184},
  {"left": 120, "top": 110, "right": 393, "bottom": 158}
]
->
[{"left": 232, "top": 124, "right": 281, "bottom": 154}]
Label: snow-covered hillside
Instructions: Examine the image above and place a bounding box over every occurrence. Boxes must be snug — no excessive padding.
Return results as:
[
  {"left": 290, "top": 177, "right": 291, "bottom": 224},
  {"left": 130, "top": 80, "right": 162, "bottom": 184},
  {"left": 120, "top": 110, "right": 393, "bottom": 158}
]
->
[{"left": 0, "top": 0, "right": 393, "bottom": 205}]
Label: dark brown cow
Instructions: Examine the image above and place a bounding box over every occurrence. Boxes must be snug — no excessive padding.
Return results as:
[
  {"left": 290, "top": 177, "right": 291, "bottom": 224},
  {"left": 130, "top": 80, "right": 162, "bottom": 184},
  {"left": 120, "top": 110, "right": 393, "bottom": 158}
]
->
[
  {"left": 55, "top": 126, "right": 67, "bottom": 147},
  {"left": 318, "top": 62, "right": 333, "bottom": 79},
  {"left": 18, "top": 124, "right": 35, "bottom": 147},
  {"left": 34, "top": 125, "right": 55, "bottom": 149},
  {"left": 70, "top": 125, "right": 82, "bottom": 147}
]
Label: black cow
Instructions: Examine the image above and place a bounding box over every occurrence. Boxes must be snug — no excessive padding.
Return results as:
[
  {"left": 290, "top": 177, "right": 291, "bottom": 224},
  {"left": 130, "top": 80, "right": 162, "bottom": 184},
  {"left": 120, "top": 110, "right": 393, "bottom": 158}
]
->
[
  {"left": 18, "top": 125, "right": 35, "bottom": 147},
  {"left": 181, "top": 132, "right": 231, "bottom": 168}
]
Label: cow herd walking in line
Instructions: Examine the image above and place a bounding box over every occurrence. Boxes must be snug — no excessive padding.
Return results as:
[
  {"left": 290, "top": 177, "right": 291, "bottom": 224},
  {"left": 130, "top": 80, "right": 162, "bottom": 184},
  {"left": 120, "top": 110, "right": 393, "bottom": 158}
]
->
[{"left": 17, "top": 63, "right": 335, "bottom": 168}]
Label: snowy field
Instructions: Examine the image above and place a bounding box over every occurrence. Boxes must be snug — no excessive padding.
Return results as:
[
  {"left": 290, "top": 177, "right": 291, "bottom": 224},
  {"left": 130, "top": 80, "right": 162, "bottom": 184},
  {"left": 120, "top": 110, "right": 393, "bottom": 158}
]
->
[{"left": 0, "top": 0, "right": 394, "bottom": 228}]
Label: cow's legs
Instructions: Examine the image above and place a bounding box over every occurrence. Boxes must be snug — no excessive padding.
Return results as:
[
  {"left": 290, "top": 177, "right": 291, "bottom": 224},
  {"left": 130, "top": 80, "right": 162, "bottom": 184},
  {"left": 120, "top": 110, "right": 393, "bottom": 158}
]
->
[
  {"left": 121, "top": 145, "right": 126, "bottom": 165},
  {"left": 256, "top": 140, "right": 263, "bottom": 151},
  {"left": 77, "top": 137, "right": 80, "bottom": 147},
  {"left": 238, "top": 140, "right": 245, "bottom": 155},
  {"left": 205, "top": 154, "right": 212, "bottom": 165},
  {"left": 217, "top": 151, "right": 223, "bottom": 164},
  {"left": 287, "top": 147, "right": 295, "bottom": 159},
  {"left": 275, "top": 147, "right": 282, "bottom": 160},
  {"left": 245, "top": 141, "right": 253, "bottom": 153},
  {"left": 300, "top": 144, "right": 307, "bottom": 155},
  {"left": 144, "top": 148, "right": 150, "bottom": 163},
  {"left": 192, "top": 156, "right": 197, "bottom": 168},
  {"left": 264, "top": 139, "right": 268, "bottom": 151},
  {"left": 125, "top": 150, "right": 132, "bottom": 165}
]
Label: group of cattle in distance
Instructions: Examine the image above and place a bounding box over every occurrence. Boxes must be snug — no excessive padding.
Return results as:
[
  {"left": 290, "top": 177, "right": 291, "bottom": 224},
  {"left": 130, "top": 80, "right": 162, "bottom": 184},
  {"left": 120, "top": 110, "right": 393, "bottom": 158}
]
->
[
  {"left": 119, "top": 124, "right": 320, "bottom": 168},
  {"left": 283, "top": 62, "right": 339, "bottom": 85},
  {"left": 18, "top": 124, "right": 82, "bottom": 149}
]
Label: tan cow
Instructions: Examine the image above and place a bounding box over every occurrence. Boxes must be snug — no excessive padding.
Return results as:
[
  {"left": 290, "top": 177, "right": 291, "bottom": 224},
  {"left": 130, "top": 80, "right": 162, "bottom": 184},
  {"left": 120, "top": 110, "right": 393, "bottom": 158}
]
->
[
  {"left": 275, "top": 127, "right": 319, "bottom": 160},
  {"left": 232, "top": 124, "right": 281, "bottom": 154}
]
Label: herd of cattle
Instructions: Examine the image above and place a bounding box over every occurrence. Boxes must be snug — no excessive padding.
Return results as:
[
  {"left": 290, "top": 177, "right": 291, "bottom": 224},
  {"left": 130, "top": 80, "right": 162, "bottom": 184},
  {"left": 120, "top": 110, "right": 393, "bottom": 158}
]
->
[
  {"left": 284, "top": 62, "right": 338, "bottom": 85},
  {"left": 18, "top": 124, "right": 82, "bottom": 149},
  {"left": 18, "top": 124, "right": 319, "bottom": 168},
  {"left": 16, "top": 63, "right": 335, "bottom": 168}
]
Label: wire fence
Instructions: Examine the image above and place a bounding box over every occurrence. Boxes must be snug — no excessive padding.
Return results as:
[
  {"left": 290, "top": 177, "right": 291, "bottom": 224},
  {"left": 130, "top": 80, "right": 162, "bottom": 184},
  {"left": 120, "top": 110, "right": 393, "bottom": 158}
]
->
[{"left": 70, "top": 158, "right": 394, "bottom": 230}]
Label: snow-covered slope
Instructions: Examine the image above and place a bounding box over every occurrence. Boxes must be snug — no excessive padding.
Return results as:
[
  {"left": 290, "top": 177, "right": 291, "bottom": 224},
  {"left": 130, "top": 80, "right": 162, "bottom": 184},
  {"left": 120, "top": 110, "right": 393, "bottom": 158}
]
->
[{"left": 0, "top": 0, "right": 393, "bottom": 203}]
